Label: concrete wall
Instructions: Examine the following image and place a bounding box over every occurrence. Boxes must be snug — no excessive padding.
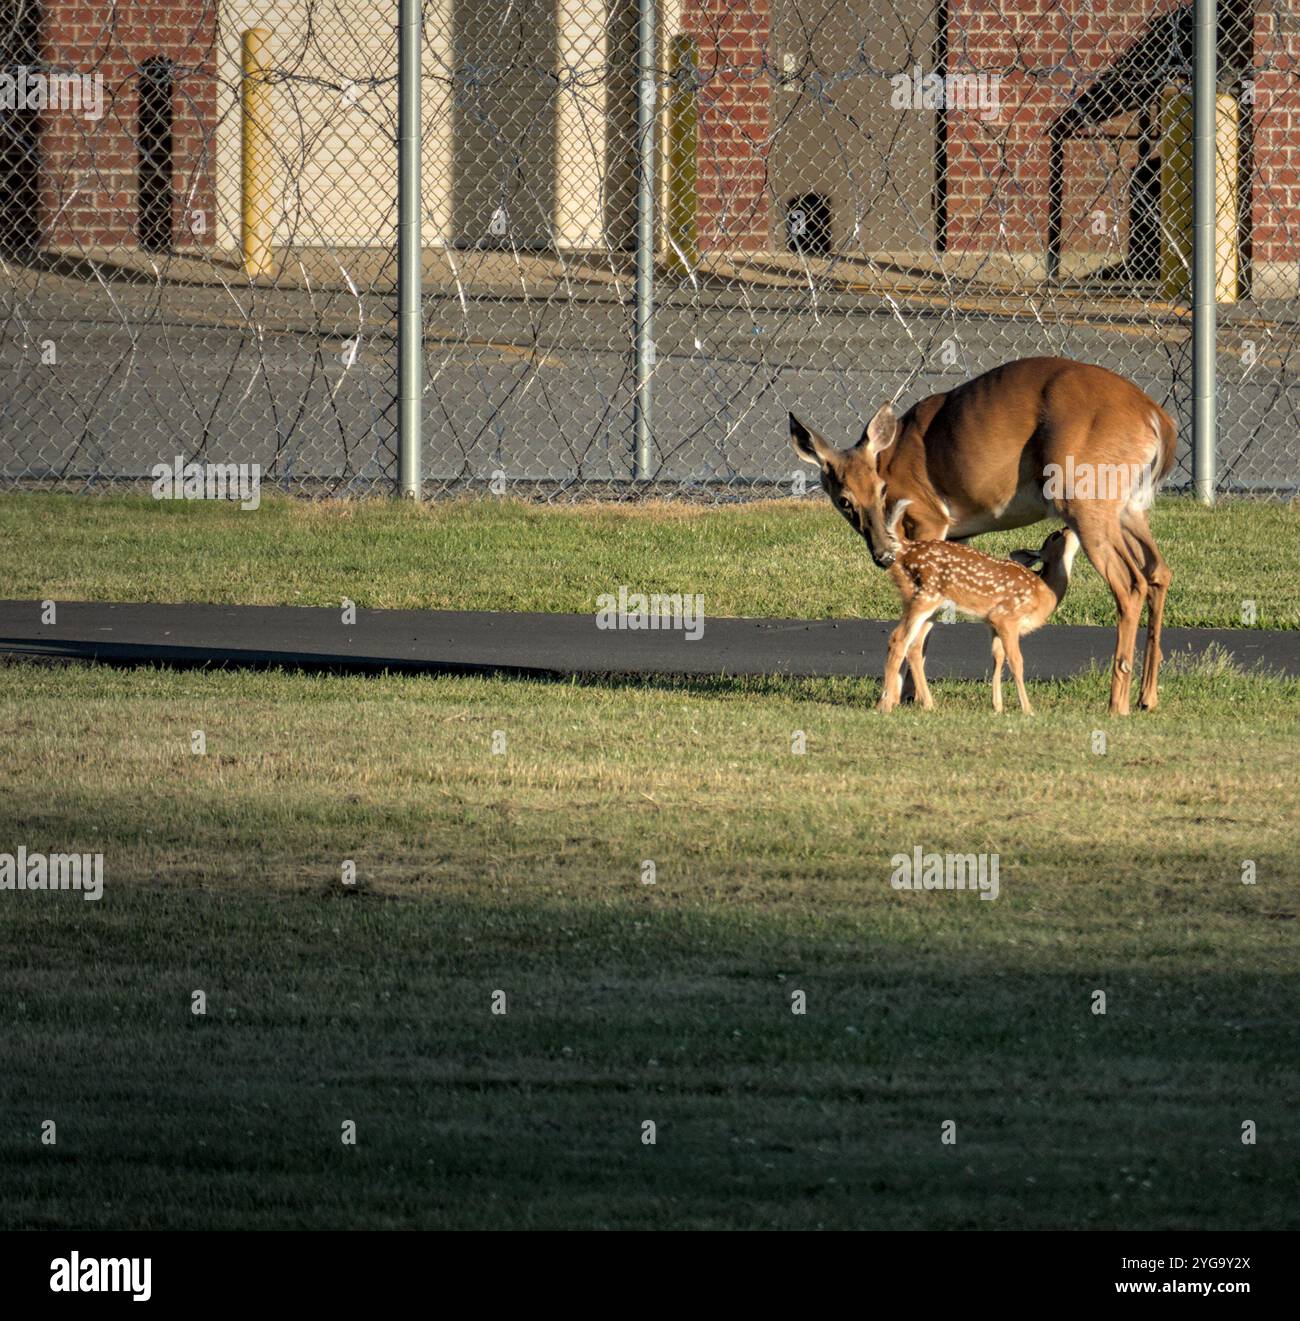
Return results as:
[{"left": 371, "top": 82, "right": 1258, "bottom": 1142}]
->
[
  {"left": 215, "top": 0, "right": 640, "bottom": 251},
  {"left": 214, "top": 0, "right": 451, "bottom": 249},
  {"left": 768, "top": 0, "right": 939, "bottom": 258}
]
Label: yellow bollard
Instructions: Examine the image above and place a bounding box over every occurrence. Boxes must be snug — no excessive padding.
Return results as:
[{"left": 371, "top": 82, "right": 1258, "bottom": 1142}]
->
[
  {"left": 665, "top": 35, "right": 698, "bottom": 275},
  {"left": 241, "top": 28, "right": 274, "bottom": 278},
  {"left": 1161, "top": 88, "right": 1238, "bottom": 304}
]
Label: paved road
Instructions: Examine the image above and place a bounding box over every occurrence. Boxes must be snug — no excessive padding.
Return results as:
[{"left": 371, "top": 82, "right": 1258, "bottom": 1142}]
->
[
  {"left": 1, "top": 279, "right": 1296, "bottom": 491},
  {"left": 2, "top": 600, "right": 1296, "bottom": 680}
]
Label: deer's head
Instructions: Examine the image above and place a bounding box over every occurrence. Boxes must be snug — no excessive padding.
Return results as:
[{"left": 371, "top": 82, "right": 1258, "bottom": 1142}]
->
[{"left": 789, "top": 403, "right": 903, "bottom": 568}]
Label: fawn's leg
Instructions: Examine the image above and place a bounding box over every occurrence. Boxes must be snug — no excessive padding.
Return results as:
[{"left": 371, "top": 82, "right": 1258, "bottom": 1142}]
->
[
  {"left": 990, "top": 632, "right": 1005, "bottom": 714},
  {"left": 898, "top": 523, "right": 954, "bottom": 704},
  {"left": 879, "top": 603, "right": 931, "bottom": 713},
  {"left": 1001, "top": 625, "right": 1033, "bottom": 714},
  {"left": 905, "top": 618, "right": 936, "bottom": 711},
  {"left": 899, "top": 641, "right": 919, "bottom": 703}
]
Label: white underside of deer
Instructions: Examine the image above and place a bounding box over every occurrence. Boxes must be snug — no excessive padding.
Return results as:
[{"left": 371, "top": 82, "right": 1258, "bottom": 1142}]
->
[{"left": 945, "top": 481, "right": 1050, "bottom": 540}]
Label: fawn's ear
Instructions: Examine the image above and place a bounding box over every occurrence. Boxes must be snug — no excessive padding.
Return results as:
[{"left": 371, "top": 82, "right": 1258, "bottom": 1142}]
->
[
  {"left": 789, "top": 413, "right": 838, "bottom": 467},
  {"left": 860, "top": 402, "right": 899, "bottom": 459},
  {"left": 1008, "top": 549, "right": 1041, "bottom": 568}
]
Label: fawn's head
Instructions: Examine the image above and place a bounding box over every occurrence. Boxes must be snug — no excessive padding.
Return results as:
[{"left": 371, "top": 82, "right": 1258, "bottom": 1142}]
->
[{"left": 790, "top": 403, "right": 904, "bottom": 568}]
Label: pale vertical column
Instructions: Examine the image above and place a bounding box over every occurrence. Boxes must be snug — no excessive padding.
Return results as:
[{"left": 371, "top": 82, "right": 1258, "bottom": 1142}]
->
[
  {"left": 1212, "top": 94, "right": 1239, "bottom": 303},
  {"left": 556, "top": 2, "right": 608, "bottom": 249},
  {"left": 1161, "top": 89, "right": 1238, "bottom": 305},
  {"left": 423, "top": 0, "right": 453, "bottom": 244},
  {"left": 659, "top": 0, "right": 683, "bottom": 236}
]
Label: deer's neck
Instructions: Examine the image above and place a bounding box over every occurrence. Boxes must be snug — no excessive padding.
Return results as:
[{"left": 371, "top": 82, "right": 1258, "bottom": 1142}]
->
[{"left": 877, "top": 439, "right": 952, "bottom": 540}]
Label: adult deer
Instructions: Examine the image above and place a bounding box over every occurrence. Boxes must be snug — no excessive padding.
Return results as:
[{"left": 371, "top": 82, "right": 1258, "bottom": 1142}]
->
[{"left": 789, "top": 357, "right": 1176, "bottom": 714}]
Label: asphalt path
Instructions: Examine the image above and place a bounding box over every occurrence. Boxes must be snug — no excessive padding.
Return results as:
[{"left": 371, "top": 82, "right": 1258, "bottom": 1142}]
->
[{"left": 2, "top": 600, "right": 1296, "bottom": 680}]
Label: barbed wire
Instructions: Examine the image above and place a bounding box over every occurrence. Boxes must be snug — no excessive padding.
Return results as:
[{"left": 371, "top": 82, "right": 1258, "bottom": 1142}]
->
[{"left": 0, "top": 1, "right": 1296, "bottom": 497}]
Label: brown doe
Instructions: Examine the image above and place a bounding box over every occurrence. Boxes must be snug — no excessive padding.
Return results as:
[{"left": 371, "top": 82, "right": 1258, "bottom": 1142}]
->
[
  {"left": 789, "top": 357, "right": 1175, "bottom": 715},
  {"left": 876, "top": 518, "right": 1080, "bottom": 714}
]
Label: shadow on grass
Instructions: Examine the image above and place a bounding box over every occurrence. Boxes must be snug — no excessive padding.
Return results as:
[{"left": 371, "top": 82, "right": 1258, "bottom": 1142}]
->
[
  {"left": 6, "top": 648, "right": 1296, "bottom": 717},
  {"left": 1, "top": 880, "right": 1297, "bottom": 1229}
]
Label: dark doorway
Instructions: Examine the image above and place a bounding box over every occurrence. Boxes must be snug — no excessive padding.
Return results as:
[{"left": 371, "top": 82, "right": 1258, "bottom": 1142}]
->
[
  {"left": 138, "top": 57, "right": 174, "bottom": 252},
  {"left": 785, "top": 193, "right": 832, "bottom": 258},
  {"left": 451, "top": 0, "right": 557, "bottom": 248},
  {"left": 1126, "top": 110, "right": 1161, "bottom": 282},
  {"left": 0, "top": 0, "right": 41, "bottom": 255},
  {"left": 1223, "top": 0, "right": 1254, "bottom": 298},
  {"left": 933, "top": 0, "right": 949, "bottom": 254}
]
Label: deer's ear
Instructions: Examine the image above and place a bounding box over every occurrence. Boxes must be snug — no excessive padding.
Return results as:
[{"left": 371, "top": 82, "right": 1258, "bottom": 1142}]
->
[
  {"left": 1008, "top": 549, "right": 1041, "bottom": 568},
  {"left": 789, "top": 413, "right": 837, "bottom": 467},
  {"left": 862, "top": 402, "right": 899, "bottom": 458}
]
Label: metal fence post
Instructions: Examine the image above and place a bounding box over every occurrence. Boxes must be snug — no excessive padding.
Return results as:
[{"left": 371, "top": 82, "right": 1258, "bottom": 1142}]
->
[
  {"left": 633, "top": 0, "right": 657, "bottom": 481},
  {"left": 1193, "top": 0, "right": 1217, "bottom": 505},
  {"left": 397, "top": 0, "right": 423, "bottom": 499}
]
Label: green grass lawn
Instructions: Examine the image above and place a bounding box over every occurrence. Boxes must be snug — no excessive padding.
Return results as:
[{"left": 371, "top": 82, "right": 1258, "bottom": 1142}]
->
[
  {"left": 2, "top": 656, "right": 1297, "bottom": 1229},
  {"left": 2, "top": 491, "right": 1298, "bottom": 628}
]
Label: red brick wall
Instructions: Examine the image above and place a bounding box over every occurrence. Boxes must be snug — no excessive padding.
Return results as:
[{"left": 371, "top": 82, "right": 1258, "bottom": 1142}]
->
[
  {"left": 1252, "top": 6, "right": 1300, "bottom": 266},
  {"left": 944, "top": 0, "right": 1184, "bottom": 262},
  {"left": 945, "top": 0, "right": 1300, "bottom": 271},
  {"left": 38, "top": 1, "right": 217, "bottom": 251},
  {"left": 681, "top": 0, "right": 771, "bottom": 252},
  {"left": 1059, "top": 127, "right": 1146, "bottom": 262}
]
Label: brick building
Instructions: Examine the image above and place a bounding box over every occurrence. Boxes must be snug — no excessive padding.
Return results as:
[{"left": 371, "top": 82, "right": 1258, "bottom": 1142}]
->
[
  {"left": 1, "top": 0, "right": 216, "bottom": 253},
  {"left": 4, "top": 0, "right": 1297, "bottom": 295}
]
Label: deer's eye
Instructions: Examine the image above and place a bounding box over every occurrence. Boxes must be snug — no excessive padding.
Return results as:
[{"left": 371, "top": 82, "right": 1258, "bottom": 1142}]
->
[{"left": 838, "top": 496, "right": 852, "bottom": 513}]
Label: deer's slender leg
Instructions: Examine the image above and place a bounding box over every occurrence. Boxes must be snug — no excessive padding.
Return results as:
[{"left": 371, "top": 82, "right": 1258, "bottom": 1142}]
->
[
  {"left": 879, "top": 602, "right": 932, "bottom": 713},
  {"left": 899, "top": 650, "right": 919, "bottom": 703},
  {"left": 905, "top": 619, "right": 936, "bottom": 710},
  {"left": 990, "top": 633, "right": 1006, "bottom": 714},
  {"left": 1123, "top": 512, "right": 1173, "bottom": 712},
  {"left": 1002, "top": 625, "right": 1033, "bottom": 715},
  {"left": 1068, "top": 510, "right": 1147, "bottom": 716},
  {"left": 898, "top": 518, "right": 951, "bottom": 703},
  {"left": 878, "top": 624, "right": 911, "bottom": 713}
]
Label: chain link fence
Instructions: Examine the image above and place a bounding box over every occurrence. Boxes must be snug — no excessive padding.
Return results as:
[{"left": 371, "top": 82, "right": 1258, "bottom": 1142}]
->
[{"left": 0, "top": 0, "right": 1296, "bottom": 498}]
